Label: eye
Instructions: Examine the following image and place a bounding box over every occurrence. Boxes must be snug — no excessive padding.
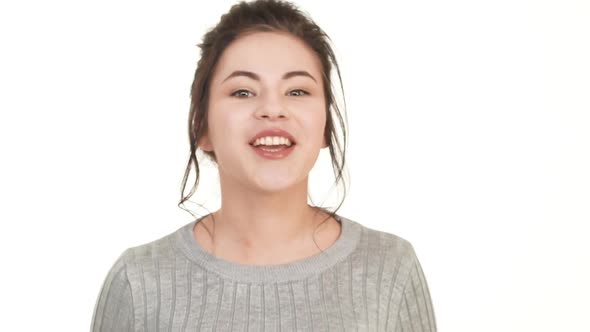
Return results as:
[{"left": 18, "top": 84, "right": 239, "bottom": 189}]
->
[
  {"left": 288, "top": 89, "right": 309, "bottom": 97},
  {"left": 231, "top": 89, "right": 255, "bottom": 98}
]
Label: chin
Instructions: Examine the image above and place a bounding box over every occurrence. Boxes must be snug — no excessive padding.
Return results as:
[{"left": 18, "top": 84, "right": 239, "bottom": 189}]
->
[{"left": 251, "top": 175, "right": 307, "bottom": 194}]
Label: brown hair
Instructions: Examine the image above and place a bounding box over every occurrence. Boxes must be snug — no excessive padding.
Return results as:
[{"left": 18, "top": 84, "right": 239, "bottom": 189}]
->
[{"left": 178, "top": 0, "right": 348, "bottom": 245}]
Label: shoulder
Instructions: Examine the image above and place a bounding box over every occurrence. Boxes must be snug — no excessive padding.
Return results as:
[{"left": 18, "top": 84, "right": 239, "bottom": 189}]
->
[
  {"left": 351, "top": 218, "right": 419, "bottom": 263},
  {"left": 107, "top": 222, "right": 192, "bottom": 288},
  {"left": 346, "top": 217, "right": 423, "bottom": 285},
  {"left": 117, "top": 225, "right": 184, "bottom": 270}
]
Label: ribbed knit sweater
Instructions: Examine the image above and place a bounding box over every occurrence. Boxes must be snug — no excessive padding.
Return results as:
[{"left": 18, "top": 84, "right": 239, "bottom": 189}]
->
[{"left": 91, "top": 215, "right": 436, "bottom": 331}]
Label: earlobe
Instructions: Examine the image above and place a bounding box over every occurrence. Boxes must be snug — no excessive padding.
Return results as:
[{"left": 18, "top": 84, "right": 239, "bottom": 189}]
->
[{"left": 198, "top": 134, "right": 214, "bottom": 152}]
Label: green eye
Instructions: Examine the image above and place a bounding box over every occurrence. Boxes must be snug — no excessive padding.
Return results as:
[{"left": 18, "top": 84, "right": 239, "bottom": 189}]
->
[
  {"left": 231, "top": 89, "right": 254, "bottom": 98},
  {"left": 289, "top": 89, "right": 309, "bottom": 96}
]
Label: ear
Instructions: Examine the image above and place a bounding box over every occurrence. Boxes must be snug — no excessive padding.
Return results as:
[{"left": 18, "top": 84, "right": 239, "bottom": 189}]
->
[
  {"left": 198, "top": 133, "right": 214, "bottom": 152},
  {"left": 321, "top": 136, "right": 329, "bottom": 149}
]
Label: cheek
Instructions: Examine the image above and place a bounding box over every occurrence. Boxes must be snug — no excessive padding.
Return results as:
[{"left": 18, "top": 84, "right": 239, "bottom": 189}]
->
[
  {"left": 305, "top": 109, "right": 327, "bottom": 143},
  {"left": 207, "top": 108, "right": 248, "bottom": 146},
  {"left": 315, "top": 104, "right": 328, "bottom": 131}
]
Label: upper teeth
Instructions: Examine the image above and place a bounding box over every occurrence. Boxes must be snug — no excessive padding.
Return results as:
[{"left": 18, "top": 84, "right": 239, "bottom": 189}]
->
[{"left": 253, "top": 136, "right": 293, "bottom": 147}]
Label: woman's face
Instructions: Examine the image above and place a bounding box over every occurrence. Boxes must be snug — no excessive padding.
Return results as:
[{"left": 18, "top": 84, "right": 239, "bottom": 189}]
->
[{"left": 200, "top": 31, "right": 327, "bottom": 194}]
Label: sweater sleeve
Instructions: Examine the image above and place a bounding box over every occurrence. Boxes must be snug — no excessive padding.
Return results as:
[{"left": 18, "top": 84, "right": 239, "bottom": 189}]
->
[
  {"left": 90, "top": 250, "right": 134, "bottom": 332},
  {"left": 394, "top": 246, "right": 437, "bottom": 332}
]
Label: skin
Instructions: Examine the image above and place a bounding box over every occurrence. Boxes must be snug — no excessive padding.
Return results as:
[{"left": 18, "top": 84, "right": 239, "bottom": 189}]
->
[{"left": 195, "top": 31, "right": 341, "bottom": 265}]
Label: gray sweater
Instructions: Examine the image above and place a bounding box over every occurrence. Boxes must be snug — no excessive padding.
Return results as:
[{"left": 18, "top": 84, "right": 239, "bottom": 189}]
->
[{"left": 91, "top": 215, "right": 436, "bottom": 331}]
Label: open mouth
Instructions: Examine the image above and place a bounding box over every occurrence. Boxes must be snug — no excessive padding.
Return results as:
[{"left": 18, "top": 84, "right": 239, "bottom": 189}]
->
[
  {"left": 251, "top": 144, "right": 293, "bottom": 152},
  {"left": 248, "top": 139, "right": 296, "bottom": 159},
  {"left": 248, "top": 129, "right": 297, "bottom": 159}
]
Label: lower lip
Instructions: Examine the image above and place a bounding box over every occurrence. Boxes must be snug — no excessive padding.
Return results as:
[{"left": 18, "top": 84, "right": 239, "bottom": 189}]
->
[{"left": 250, "top": 145, "right": 295, "bottom": 159}]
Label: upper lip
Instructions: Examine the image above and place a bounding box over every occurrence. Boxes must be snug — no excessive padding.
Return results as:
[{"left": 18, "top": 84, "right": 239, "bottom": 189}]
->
[{"left": 249, "top": 128, "right": 296, "bottom": 145}]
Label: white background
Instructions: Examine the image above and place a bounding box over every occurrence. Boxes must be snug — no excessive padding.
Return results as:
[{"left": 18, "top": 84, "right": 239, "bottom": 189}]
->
[{"left": 1, "top": 0, "right": 588, "bottom": 331}]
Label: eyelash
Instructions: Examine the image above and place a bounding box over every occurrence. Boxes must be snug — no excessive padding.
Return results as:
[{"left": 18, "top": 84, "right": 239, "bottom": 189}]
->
[{"left": 230, "top": 89, "right": 309, "bottom": 98}]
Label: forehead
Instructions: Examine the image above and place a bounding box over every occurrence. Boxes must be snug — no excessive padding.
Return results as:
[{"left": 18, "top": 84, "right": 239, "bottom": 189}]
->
[{"left": 212, "top": 31, "right": 323, "bottom": 82}]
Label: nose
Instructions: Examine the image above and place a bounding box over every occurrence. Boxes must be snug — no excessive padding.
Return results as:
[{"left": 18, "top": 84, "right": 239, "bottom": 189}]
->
[{"left": 254, "top": 92, "right": 288, "bottom": 120}]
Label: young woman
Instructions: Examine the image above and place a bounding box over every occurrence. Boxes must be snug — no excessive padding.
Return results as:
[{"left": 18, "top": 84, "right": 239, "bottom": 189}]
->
[{"left": 91, "top": 0, "right": 437, "bottom": 331}]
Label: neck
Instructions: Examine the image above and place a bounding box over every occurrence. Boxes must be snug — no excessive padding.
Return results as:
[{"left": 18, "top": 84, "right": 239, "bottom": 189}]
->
[{"left": 207, "top": 173, "right": 329, "bottom": 263}]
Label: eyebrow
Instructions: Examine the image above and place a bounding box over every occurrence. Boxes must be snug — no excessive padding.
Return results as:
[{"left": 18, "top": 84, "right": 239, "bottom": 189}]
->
[{"left": 221, "top": 70, "right": 318, "bottom": 84}]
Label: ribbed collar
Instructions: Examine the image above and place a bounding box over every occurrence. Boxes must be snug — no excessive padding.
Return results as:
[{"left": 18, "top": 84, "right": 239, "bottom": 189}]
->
[{"left": 174, "top": 214, "right": 362, "bottom": 283}]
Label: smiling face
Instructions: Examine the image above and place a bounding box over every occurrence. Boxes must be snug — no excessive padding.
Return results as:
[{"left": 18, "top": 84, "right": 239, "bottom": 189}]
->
[{"left": 199, "top": 31, "right": 327, "bottom": 194}]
